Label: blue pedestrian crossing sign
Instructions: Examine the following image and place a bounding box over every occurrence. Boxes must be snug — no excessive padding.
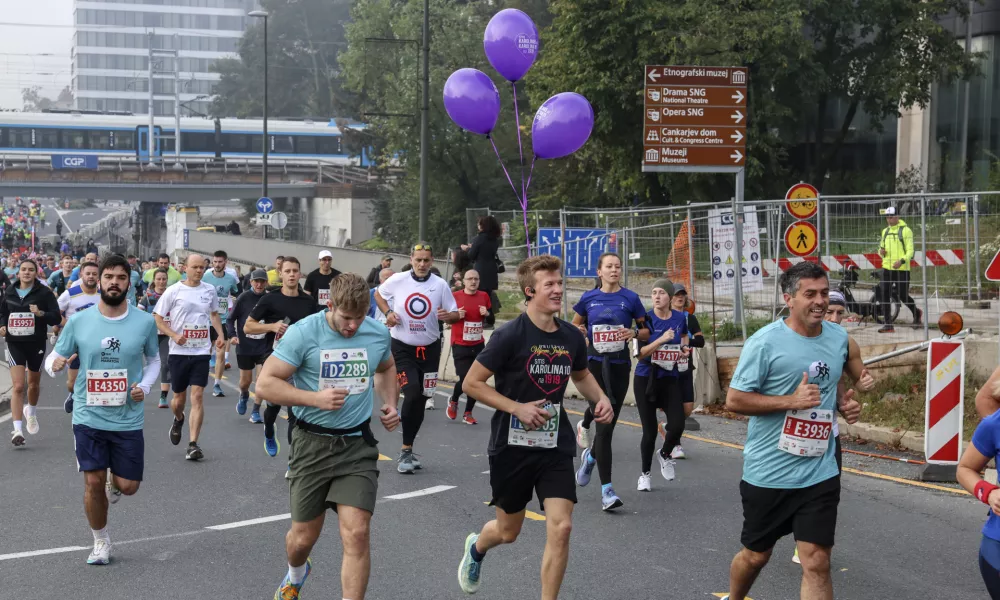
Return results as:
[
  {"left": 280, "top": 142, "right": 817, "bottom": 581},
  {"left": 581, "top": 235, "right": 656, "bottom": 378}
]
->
[{"left": 256, "top": 197, "right": 274, "bottom": 214}]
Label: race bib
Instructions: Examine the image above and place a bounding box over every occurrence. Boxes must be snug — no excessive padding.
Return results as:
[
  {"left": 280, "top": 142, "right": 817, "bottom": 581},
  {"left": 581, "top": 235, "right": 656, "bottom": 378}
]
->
[
  {"left": 778, "top": 409, "right": 833, "bottom": 457},
  {"left": 317, "top": 289, "right": 330, "bottom": 306},
  {"left": 651, "top": 345, "right": 688, "bottom": 372},
  {"left": 86, "top": 369, "right": 128, "bottom": 406},
  {"left": 182, "top": 324, "right": 210, "bottom": 348},
  {"left": 319, "top": 348, "right": 370, "bottom": 395},
  {"left": 508, "top": 401, "right": 560, "bottom": 448},
  {"left": 8, "top": 312, "right": 34, "bottom": 336},
  {"left": 422, "top": 372, "right": 438, "bottom": 397},
  {"left": 218, "top": 297, "right": 229, "bottom": 313},
  {"left": 591, "top": 324, "right": 626, "bottom": 354},
  {"left": 462, "top": 321, "right": 483, "bottom": 343}
]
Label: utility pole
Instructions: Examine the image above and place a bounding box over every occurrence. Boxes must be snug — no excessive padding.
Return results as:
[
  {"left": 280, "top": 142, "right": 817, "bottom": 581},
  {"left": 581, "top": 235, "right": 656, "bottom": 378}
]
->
[
  {"left": 173, "top": 33, "right": 181, "bottom": 163},
  {"left": 147, "top": 32, "right": 155, "bottom": 164},
  {"left": 418, "top": 0, "right": 429, "bottom": 241},
  {"left": 958, "top": 0, "right": 973, "bottom": 191}
]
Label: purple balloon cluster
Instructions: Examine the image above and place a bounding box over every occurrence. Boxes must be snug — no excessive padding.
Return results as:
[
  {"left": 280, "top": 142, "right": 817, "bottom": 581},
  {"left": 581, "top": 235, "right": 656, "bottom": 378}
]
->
[{"left": 443, "top": 8, "right": 594, "bottom": 160}]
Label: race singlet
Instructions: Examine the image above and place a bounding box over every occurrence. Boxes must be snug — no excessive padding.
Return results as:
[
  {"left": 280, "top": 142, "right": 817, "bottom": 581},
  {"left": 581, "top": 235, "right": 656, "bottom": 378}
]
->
[
  {"left": 86, "top": 369, "right": 128, "bottom": 406},
  {"left": 7, "top": 312, "right": 34, "bottom": 336},
  {"left": 591, "top": 324, "right": 626, "bottom": 354},
  {"left": 317, "top": 289, "right": 330, "bottom": 306},
  {"left": 182, "top": 324, "right": 210, "bottom": 348},
  {"left": 462, "top": 321, "right": 483, "bottom": 343},
  {"left": 508, "top": 401, "right": 559, "bottom": 449},
  {"left": 319, "top": 348, "right": 370, "bottom": 395},
  {"left": 778, "top": 409, "right": 833, "bottom": 458},
  {"left": 422, "top": 372, "right": 438, "bottom": 397}
]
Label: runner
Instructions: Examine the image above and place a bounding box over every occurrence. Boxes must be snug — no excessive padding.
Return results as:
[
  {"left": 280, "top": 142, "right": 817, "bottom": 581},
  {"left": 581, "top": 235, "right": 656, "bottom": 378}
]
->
[
  {"left": 958, "top": 409, "right": 1000, "bottom": 598},
  {"left": 721, "top": 262, "right": 862, "bottom": 600},
  {"left": 202, "top": 250, "right": 241, "bottom": 397},
  {"left": 152, "top": 253, "right": 226, "bottom": 461},
  {"left": 44, "top": 254, "right": 160, "bottom": 566},
  {"left": 69, "top": 252, "right": 99, "bottom": 283},
  {"left": 143, "top": 253, "right": 182, "bottom": 287},
  {"left": 256, "top": 273, "right": 399, "bottom": 600},
  {"left": 1, "top": 258, "right": 60, "bottom": 446},
  {"left": 632, "top": 279, "right": 688, "bottom": 490},
  {"left": 266, "top": 255, "right": 284, "bottom": 288},
  {"left": 56, "top": 261, "right": 100, "bottom": 413},
  {"left": 137, "top": 268, "right": 172, "bottom": 408},
  {"left": 457, "top": 254, "right": 613, "bottom": 597},
  {"left": 243, "top": 256, "right": 321, "bottom": 457},
  {"left": 303, "top": 249, "right": 341, "bottom": 303},
  {"left": 447, "top": 269, "right": 490, "bottom": 425},
  {"left": 373, "top": 242, "right": 459, "bottom": 474},
  {"left": 664, "top": 283, "right": 705, "bottom": 460},
  {"left": 571, "top": 253, "right": 648, "bottom": 511},
  {"left": 228, "top": 268, "right": 270, "bottom": 421},
  {"left": 366, "top": 268, "right": 394, "bottom": 325}
]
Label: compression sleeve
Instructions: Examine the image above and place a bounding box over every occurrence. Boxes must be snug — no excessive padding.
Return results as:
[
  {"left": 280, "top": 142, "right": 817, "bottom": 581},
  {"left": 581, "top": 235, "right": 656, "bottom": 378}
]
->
[{"left": 138, "top": 352, "right": 161, "bottom": 396}]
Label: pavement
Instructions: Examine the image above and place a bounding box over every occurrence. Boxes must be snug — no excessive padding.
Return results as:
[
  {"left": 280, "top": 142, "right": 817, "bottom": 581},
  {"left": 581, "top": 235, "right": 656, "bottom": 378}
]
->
[{"left": 0, "top": 365, "right": 990, "bottom": 600}]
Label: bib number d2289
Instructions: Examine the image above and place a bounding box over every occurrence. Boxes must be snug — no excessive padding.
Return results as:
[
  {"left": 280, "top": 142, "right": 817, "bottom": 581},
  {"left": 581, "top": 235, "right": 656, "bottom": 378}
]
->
[
  {"left": 778, "top": 409, "right": 833, "bottom": 457},
  {"left": 319, "top": 348, "right": 370, "bottom": 395}
]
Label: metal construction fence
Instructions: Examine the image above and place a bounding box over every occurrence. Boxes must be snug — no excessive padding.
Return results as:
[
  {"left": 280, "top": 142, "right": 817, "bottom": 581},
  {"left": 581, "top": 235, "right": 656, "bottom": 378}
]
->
[{"left": 467, "top": 192, "right": 1000, "bottom": 346}]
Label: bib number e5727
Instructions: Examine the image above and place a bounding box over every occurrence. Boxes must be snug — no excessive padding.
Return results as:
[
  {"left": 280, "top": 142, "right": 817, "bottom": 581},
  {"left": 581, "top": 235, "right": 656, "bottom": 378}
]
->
[
  {"left": 86, "top": 369, "right": 128, "bottom": 406},
  {"left": 508, "top": 401, "right": 560, "bottom": 449},
  {"left": 778, "top": 409, "right": 833, "bottom": 457}
]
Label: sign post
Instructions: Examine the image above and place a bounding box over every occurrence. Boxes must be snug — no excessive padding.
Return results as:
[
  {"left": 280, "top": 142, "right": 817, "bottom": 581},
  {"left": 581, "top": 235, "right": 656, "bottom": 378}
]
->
[
  {"left": 643, "top": 64, "right": 749, "bottom": 331},
  {"left": 985, "top": 250, "right": 1000, "bottom": 359},
  {"left": 256, "top": 196, "right": 273, "bottom": 240}
]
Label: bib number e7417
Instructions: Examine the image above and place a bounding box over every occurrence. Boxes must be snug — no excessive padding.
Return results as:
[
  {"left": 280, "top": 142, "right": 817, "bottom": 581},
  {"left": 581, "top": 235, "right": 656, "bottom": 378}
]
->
[{"left": 591, "top": 324, "right": 625, "bottom": 354}]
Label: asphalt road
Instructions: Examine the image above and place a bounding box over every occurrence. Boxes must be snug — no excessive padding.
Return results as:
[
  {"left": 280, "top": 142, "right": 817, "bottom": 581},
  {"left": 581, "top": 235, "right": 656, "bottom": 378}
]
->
[{"left": 0, "top": 371, "right": 990, "bottom": 600}]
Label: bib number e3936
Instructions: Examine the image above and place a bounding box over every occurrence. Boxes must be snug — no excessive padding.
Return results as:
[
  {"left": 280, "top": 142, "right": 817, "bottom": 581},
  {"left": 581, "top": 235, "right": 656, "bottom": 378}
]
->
[
  {"left": 778, "top": 409, "right": 833, "bottom": 457},
  {"left": 86, "top": 369, "right": 128, "bottom": 406}
]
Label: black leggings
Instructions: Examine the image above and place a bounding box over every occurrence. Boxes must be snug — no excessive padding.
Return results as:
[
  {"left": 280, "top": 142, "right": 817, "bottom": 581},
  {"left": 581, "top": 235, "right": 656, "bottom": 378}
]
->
[
  {"left": 982, "top": 553, "right": 1000, "bottom": 599},
  {"left": 450, "top": 343, "right": 483, "bottom": 414},
  {"left": 396, "top": 339, "right": 442, "bottom": 447},
  {"left": 634, "top": 373, "right": 683, "bottom": 473},
  {"left": 881, "top": 269, "right": 919, "bottom": 323},
  {"left": 263, "top": 403, "right": 295, "bottom": 447},
  {"left": 582, "top": 360, "right": 630, "bottom": 485}
]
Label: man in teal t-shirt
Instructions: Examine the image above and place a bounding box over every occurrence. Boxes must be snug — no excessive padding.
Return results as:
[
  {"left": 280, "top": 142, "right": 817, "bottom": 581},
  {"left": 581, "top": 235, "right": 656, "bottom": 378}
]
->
[
  {"left": 720, "top": 261, "right": 862, "bottom": 600},
  {"left": 256, "top": 273, "right": 399, "bottom": 600},
  {"left": 45, "top": 255, "right": 160, "bottom": 567},
  {"left": 202, "top": 251, "right": 241, "bottom": 397}
]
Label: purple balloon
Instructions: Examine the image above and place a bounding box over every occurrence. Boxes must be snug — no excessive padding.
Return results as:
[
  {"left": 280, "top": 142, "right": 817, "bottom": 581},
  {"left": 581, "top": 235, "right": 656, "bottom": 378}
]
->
[
  {"left": 443, "top": 68, "right": 501, "bottom": 136},
  {"left": 483, "top": 9, "right": 539, "bottom": 82},
  {"left": 531, "top": 93, "right": 594, "bottom": 159}
]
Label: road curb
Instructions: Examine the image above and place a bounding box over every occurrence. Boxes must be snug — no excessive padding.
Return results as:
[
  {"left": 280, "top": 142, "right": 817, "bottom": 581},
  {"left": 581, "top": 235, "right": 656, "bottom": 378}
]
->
[{"left": 839, "top": 419, "right": 925, "bottom": 453}]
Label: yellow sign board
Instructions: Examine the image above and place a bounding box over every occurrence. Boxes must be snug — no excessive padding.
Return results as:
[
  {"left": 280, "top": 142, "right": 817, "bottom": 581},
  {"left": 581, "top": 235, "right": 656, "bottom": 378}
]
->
[{"left": 784, "top": 220, "right": 818, "bottom": 257}]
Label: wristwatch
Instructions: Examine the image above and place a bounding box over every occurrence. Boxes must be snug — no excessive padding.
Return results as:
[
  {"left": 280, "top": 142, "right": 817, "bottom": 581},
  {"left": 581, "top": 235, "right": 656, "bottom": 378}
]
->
[{"left": 384, "top": 310, "right": 396, "bottom": 318}]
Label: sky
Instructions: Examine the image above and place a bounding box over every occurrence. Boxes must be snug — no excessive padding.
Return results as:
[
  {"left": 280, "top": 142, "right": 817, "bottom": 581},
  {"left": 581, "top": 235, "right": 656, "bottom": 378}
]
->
[{"left": 0, "top": 0, "right": 75, "bottom": 110}]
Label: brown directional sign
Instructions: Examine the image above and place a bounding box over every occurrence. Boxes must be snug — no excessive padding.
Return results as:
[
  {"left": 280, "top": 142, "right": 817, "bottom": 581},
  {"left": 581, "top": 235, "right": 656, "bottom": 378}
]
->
[{"left": 642, "top": 65, "right": 748, "bottom": 173}]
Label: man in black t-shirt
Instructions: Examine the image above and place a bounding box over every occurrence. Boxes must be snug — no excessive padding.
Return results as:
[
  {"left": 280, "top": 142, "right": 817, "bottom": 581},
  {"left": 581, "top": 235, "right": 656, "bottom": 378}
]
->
[
  {"left": 457, "top": 254, "right": 613, "bottom": 597},
  {"left": 228, "top": 269, "right": 271, "bottom": 422},
  {"left": 303, "top": 250, "right": 341, "bottom": 305},
  {"left": 243, "top": 257, "right": 323, "bottom": 459}
]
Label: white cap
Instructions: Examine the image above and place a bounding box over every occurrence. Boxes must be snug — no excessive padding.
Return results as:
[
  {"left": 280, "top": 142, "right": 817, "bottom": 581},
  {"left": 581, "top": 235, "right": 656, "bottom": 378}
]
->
[
  {"left": 318, "top": 250, "right": 333, "bottom": 260},
  {"left": 884, "top": 206, "right": 897, "bottom": 216}
]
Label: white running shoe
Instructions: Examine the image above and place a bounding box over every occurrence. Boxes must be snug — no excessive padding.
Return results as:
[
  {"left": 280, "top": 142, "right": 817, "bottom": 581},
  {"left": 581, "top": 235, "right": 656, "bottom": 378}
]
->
[
  {"left": 671, "top": 445, "right": 686, "bottom": 459},
  {"left": 657, "top": 451, "right": 676, "bottom": 481},
  {"left": 576, "top": 420, "right": 591, "bottom": 449},
  {"left": 425, "top": 398, "right": 435, "bottom": 410},
  {"left": 11, "top": 429, "right": 25, "bottom": 447},
  {"left": 25, "top": 414, "right": 39, "bottom": 435},
  {"left": 637, "top": 472, "right": 652, "bottom": 492},
  {"left": 87, "top": 538, "right": 111, "bottom": 565},
  {"left": 105, "top": 473, "right": 121, "bottom": 505}
]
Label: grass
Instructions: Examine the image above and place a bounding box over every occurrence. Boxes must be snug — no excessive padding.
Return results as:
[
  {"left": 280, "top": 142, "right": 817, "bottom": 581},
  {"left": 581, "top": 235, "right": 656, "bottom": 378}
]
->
[
  {"left": 714, "top": 315, "right": 771, "bottom": 342},
  {"left": 855, "top": 368, "right": 987, "bottom": 441}
]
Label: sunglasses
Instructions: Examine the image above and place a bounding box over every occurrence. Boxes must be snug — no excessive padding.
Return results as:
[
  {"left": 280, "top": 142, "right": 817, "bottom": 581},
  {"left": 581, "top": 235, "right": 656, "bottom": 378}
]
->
[{"left": 412, "top": 244, "right": 432, "bottom": 252}]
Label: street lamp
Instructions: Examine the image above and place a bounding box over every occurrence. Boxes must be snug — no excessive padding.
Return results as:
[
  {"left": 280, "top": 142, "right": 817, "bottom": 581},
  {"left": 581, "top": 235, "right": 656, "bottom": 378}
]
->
[{"left": 248, "top": 9, "right": 269, "bottom": 200}]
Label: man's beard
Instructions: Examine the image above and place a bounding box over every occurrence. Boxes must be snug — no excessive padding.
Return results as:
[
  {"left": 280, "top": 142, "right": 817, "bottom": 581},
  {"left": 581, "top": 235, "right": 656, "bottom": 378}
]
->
[{"left": 101, "top": 286, "right": 128, "bottom": 306}]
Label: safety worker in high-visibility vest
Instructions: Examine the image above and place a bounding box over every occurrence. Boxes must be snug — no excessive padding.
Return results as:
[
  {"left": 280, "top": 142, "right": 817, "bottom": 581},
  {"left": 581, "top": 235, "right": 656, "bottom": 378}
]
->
[{"left": 877, "top": 206, "right": 921, "bottom": 332}]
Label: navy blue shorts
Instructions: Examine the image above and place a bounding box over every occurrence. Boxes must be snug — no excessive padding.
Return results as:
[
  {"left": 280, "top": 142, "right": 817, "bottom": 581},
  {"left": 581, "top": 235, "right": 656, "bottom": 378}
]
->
[
  {"left": 73, "top": 424, "right": 144, "bottom": 482},
  {"left": 69, "top": 355, "right": 81, "bottom": 370},
  {"left": 168, "top": 354, "right": 210, "bottom": 393}
]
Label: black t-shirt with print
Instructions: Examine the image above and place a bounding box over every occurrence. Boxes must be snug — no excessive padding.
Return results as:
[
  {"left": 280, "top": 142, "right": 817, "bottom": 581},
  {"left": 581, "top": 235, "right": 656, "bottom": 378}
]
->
[
  {"left": 248, "top": 289, "right": 323, "bottom": 347},
  {"left": 475, "top": 312, "right": 588, "bottom": 457}
]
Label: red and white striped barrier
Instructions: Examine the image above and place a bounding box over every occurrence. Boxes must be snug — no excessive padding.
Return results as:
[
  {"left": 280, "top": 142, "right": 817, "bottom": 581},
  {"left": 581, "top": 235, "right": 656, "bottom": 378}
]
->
[
  {"left": 762, "top": 249, "right": 965, "bottom": 274},
  {"left": 924, "top": 339, "right": 964, "bottom": 464}
]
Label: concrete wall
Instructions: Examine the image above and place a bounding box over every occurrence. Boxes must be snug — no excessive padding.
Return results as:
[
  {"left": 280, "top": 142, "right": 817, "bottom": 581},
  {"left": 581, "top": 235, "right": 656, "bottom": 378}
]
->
[{"left": 297, "top": 196, "right": 376, "bottom": 248}]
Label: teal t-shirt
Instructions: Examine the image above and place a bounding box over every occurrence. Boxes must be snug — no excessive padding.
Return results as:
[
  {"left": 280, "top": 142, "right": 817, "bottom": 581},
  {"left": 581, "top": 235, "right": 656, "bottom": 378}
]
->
[
  {"left": 728, "top": 319, "right": 848, "bottom": 489},
  {"left": 55, "top": 306, "right": 159, "bottom": 432},
  {"left": 4, "top": 267, "right": 16, "bottom": 277},
  {"left": 15, "top": 287, "right": 29, "bottom": 298},
  {"left": 127, "top": 270, "right": 141, "bottom": 306},
  {"left": 202, "top": 270, "right": 240, "bottom": 323},
  {"left": 272, "top": 312, "right": 392, "bottom": 434}
]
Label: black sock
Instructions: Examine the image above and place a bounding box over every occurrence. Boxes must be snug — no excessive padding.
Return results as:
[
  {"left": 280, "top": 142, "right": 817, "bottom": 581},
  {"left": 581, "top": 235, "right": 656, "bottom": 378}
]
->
[
  {"left": 470, "top": 542, "right": 486, "bottom": 562},
  {"left": 188, "top": 441, "right": 196, "bottom": 447},
  {"left": 252, "top": 403, "right": 261, "bottom": 413},
  {"left": 159, "top": 390, "right": 167, "bottom": 399}
]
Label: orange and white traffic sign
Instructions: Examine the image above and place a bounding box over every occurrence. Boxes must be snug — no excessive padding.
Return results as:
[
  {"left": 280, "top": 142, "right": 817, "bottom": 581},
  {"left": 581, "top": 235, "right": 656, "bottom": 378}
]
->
[
  {"left": 785, "top": 183, "right": 819, "bottom": 219},
  {"left": 986, "top": 249, "right": 1000, "bottom": 281},
  {"left": 925, "top": 340, "right": 964, "bottom": 464},
  {"left": 784, "top": 221, "right": 817, "bottom": 257}
]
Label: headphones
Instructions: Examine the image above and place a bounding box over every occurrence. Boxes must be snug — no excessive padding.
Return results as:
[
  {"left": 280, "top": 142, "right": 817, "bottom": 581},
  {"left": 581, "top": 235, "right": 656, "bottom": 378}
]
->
[{"left": 524, "top": 286, "right": 536, "bottom": 303}]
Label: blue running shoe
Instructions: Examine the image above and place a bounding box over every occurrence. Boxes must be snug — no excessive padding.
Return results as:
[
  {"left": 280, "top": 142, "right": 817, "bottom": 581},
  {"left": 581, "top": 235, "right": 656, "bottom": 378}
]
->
[
  {"left": 265, "top": 434, "right": 280, "bottom": 457},
  {"left": 63, "top": 393, "right": 73, "bottom": 414},
  {"left": 209, "top": 355, "right": 216, "bottom": 369},
  {"left": 249, "top": 411, "right": 263, "bottom": 424},
  {"left": 212, "top": 383, "right": 224, "bottom": 397},
  {"left": 274, "top": 558, "right": 311, "bottom": 600},
  {"left": 457, "top": 533, "right": 483, "bottom": 594},
  {"left": 576, "top": 448, "right": 595, "bottom": 487},
  {"left": 236, "top": 393, "right": 249, "bottom": 415},
  {"left": 601, "top": 485, "right": 623, "bottom": 511}
]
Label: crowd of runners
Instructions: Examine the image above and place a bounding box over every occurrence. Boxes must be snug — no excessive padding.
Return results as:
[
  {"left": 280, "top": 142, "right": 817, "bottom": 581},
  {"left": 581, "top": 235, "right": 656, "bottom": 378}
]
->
[{"left": 5, "top": 215, "right": 1000, "bottom": 600}]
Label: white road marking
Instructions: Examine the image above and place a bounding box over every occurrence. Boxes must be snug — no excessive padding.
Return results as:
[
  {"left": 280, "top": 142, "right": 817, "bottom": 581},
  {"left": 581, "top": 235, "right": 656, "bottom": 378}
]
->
[
  {"left": 0, "top": 546, "right": 89, "bottom": 561},
  {"left": 383, "top": 485, "right": 455, "bottom": 500},
  {"left": 205, "top": 513, "right": 291, "bottom": 531},
  {"left": 481, "top": 470, "right": 490, "bottom": 474},
  {"left": 0, "top": 413, "right": 11, "bottom": 424}
]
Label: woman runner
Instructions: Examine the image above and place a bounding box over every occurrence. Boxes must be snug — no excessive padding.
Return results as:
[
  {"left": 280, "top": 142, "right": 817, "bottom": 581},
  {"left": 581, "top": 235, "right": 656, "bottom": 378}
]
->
[
  {"left": 572, "top": 253, "right": 648, "bottom": 510},
  {"left": 666, "top": 283, "right": 705, "bottom": 459},
  {"left": 958, "top": 405, "right": 1000, "bottom": 598},
  {"left": 138, "top": 268, "right": 172, "bottom": 408},
  {"left": 1, "top": 258, "right": 60, "bottom": 446}
]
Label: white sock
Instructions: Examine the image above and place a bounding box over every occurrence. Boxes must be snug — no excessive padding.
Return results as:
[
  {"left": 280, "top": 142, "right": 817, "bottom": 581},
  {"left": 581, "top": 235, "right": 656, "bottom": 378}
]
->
[
  {"left": 288, "top": 562, "right": 308, "bottom": 584},
  {"left": 92, "top": 527, "right": 109, "bottom": 542},
  {"left": 225, "top": 351, "right": 230, "bottom": 361},
  {"left": 214, "top": 377, "right": 221, "bottom": 386},
  {"left": 13, "top": 420, "right": 22, "bottom": 433},
  {"left": 24, "top": 405, "right": 36, "bottom": 417}
]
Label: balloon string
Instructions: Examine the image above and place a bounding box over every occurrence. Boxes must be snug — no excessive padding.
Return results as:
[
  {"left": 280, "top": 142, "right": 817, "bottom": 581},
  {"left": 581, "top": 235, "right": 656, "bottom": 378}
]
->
[
  {"left": 512, "top": 83, "right": 532, "bottom": 255},
  {"left": 488, "top": 136, "right": 522, "bottom": 203}
]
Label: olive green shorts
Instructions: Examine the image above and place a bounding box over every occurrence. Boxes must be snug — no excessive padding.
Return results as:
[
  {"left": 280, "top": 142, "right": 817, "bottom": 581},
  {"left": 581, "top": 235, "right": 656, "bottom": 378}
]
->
[{"left": 287, "top": 428, "right": 380, "bottom": 522}]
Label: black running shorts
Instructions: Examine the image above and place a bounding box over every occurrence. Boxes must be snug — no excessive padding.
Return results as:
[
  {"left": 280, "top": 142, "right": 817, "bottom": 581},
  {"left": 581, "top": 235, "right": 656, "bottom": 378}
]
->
[
  {"left": 488, "top": 447, "right": 577, "bottom": 514},
  {"left": 236, "top": 352, "right": 270, "bottom": 371},
  {"left": 739, "top": 475, "right": 840, "bottom": 553},
  {"left": 5, "top": 340, "right": 46, "bottom": 372}
]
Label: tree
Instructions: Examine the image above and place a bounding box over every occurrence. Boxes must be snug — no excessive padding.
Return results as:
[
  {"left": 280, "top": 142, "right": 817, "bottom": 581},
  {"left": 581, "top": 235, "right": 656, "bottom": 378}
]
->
[{"left": 22, "top": 86, "right": 74, "bottom": 112}]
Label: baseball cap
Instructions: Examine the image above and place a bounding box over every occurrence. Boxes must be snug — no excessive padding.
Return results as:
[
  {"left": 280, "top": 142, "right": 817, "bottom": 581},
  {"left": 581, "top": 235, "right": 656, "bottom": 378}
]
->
[
  {"left": 318, "top": 250, "right": 333, "bottom": 260},
  {"left": 381, "top": 254, "right": 393, "bottom": 261},
  {"left": 672, "top": 282, "right": 687, "bottom": 295},
  {"left": 828, "top": 290, "right": 846, "bottom": 307},
  {"left": 884, "top": 206, "right": 897, "bottom": 216},
  {"left": 251, "top": 269, "right": 268, "bottom": 281}
]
